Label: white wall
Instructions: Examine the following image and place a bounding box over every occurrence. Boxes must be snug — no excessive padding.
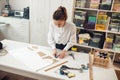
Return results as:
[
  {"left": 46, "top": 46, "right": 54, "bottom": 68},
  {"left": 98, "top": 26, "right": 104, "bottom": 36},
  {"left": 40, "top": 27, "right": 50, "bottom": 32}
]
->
[
  {"left": 0, "top": 17, "right": 30, "bottom": 42},
  {"left": 9, "top": 0, "right": 30, "bottom": 10},
  {"left": 30, "top": 0, "right": 51, "bottom": 46},
  {"left": 30, "top": 0, "right": 74, "bottom": 46},
  {"left": 0, "top": 0, "right": 30, "bottom": 15},
  {"left": 0, "top": 0, "right": 74, "bottom": 46},
  {"left": 61, "top": 0, "right": 74, "bottom": 21}
]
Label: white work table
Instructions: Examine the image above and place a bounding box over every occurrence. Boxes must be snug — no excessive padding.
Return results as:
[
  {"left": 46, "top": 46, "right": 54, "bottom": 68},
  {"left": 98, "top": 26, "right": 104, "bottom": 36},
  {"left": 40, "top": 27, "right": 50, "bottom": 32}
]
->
[{"left": 0, "top": 40, "right": 118, "bottom": 80}]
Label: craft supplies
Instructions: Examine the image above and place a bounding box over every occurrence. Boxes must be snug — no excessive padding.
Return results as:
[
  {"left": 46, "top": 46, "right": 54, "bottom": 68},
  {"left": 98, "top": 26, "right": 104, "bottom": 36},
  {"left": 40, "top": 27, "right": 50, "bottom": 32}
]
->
[
  {"left": 69, "top": 53, "right": 75, "bottom": 60},
  {"left": 92, "top": 49, "right": 110, "bottom": 68}
]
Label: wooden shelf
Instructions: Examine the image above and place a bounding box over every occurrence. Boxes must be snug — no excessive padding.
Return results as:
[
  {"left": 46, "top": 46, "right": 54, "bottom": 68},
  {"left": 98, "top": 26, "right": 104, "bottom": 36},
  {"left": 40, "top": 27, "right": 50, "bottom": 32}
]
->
[
  {"left": 107, "top": 31, "right": 120, "bottom": 35},
  {"left": 75, "top": 7, "right": 98, "bottom": 11},
  {"left": 75, "top": 43, "right": 120, "bottom": 53},
  {"left": 74, "top": 0, "right": 120, "bottom": 57},
  {"left": 75, "top": 7, "right": 120, "bottom": 13},
  {"left": 75, "top": 43, "right": 105, "bottom": 52},
  {"left": 76, "top": 27, "right": 120, "bottom": 35},
  {"left": 104, "top": 49, "right": 120, "bottom": 53}
]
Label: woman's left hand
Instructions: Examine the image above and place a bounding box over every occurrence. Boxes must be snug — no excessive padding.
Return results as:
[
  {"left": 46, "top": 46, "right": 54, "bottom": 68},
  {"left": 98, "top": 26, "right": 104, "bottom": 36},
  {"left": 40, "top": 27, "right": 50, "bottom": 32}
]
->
[{"left": 59, "top": 50, "right": 67, "bottom": 59}]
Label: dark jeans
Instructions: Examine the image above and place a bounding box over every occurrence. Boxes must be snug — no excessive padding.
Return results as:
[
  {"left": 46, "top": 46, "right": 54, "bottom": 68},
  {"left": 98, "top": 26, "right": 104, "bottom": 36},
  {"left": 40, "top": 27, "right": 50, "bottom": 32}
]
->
[{"left": 55, "top": 43, "right": 71, "bottom": 50}]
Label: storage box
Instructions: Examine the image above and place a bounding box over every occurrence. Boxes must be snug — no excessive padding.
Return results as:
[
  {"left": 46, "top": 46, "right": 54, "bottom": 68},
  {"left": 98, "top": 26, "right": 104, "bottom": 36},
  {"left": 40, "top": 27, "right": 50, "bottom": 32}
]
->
[
  {"left": 89, "top": 0, "right": 100, "bottom": 9},
  {"left": 90, "top": 3, "right": 99, "bottom": 9},
  {"left": 97, "top": 20, "right": 107, "bottom": 25},
  {"left": 98, "top": 15, "right": 108, "bottom": 20},
  {"left": 113, "top": 4, "right": 120, "bottom": 11},
  {"left": 107, "top": 33, "right": 115, "bottom": 38},
  {"left": 76, "top": 0, "right": 86, "bottom": 8},
  {"left": 88, "top": 16, "right": 96, "bottom": 22},
  {"left": 100, "top": 0, "right": 112, "bottom": 10},
  {"left": 96, "top": 24, "right": 106, "bottom": 30},
  {"left": 89, "top": 32, "right": 105, "bottom": 48},
  {"left": 78, "top": 33, "right": 90, "bottom": 45},
  {"left": 85, "top": 22, "right": 95, "bottom": 29},
  {"left": 73, "top": 19, "right": 85, "bottom": 28},
  {"left": 109, "top": 24, "right": 119, "bottom": 32},
  {"left": 104, "top": 42, "right": 113, "bottom": 49},
  {"left": 104, "top": 34, "right": 114, "bottom": 49},
  {"left": 113, "top": 44, "right": 120, "bottom": 51},
  {"left": 112, "top": 13, "right": 120, "bottom": 19},
  {"left": 100, "top": 4, "right": 111, "bottom": 10},
  {"left": 114, "top": 35, "right": 120, "bottom": 44},
  {"left": 73, "top": 11, "right": 86, "bottom": 28},
  {"left": 89, "top": 38, "right": 101, "bottom": 48}
]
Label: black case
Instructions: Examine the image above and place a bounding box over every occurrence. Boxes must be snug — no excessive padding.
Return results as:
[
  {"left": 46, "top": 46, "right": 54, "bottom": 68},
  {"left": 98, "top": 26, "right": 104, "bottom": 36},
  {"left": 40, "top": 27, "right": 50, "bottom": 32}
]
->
[{"left": 0, "top": 42, "right": 3, "bottom": 49}]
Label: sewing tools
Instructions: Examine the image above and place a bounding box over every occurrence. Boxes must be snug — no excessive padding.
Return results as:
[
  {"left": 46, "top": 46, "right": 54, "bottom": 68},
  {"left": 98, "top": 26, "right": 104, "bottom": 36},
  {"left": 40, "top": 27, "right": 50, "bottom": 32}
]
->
[
  {"left": 60, "top": 65, "right": 76, "bottom": 78},
  {"left": 69, "top": 53, "right": 75, "bottom": 60}
]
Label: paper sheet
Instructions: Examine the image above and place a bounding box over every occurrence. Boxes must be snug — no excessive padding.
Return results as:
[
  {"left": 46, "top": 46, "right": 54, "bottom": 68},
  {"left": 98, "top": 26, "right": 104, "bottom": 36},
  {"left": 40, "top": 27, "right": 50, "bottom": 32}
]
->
[{"left": 9, "top": 47, "right": 53, "bottom": 71}]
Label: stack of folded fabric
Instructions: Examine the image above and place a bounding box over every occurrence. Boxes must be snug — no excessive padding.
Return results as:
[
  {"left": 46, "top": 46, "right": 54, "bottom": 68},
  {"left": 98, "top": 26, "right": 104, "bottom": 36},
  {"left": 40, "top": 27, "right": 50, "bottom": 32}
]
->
[
  {"left": 100, "top": 0, "right": 112, "bottom": 10},
  {"left": 109, "top": 13, "right": 120, "bottom": 32},
  {"left": 104, "top": 33, "right": 114, "bottom": 49},
  {"left": 73, "top": 10, "right": 86, "bottom": 28},
  {"left": 113, "top": 35, "right": 120, "bottom": 51}
]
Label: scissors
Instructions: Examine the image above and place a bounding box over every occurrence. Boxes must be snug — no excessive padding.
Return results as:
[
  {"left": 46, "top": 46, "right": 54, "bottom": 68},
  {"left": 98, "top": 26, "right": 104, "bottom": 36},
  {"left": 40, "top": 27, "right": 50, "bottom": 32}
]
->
[{"left": 69, "top": 53, "right": 75, "bottom": 60}]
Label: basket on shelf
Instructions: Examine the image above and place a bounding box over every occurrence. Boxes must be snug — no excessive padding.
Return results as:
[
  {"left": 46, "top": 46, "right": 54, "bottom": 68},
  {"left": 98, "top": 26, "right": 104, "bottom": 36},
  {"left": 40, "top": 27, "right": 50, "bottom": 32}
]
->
[{"left": 92, "top": 49, "right": 110, "bottom": 68}]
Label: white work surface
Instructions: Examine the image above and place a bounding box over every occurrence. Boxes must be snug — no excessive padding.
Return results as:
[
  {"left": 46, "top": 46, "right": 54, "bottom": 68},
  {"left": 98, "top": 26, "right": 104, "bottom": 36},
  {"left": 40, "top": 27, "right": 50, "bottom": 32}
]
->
[{"left": 0, "top": 40, "right": 118, "bottom": 80}]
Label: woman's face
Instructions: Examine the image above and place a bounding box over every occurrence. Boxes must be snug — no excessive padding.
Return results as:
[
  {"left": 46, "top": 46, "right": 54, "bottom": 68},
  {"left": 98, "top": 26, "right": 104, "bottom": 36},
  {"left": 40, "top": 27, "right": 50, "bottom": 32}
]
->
[{"left": 53, "top": 20, "right": 65, "bottom": 28}]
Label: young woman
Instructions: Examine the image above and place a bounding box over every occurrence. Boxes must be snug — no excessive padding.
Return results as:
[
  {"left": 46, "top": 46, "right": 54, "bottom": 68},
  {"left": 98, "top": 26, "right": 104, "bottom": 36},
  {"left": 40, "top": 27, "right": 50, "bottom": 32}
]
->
[{"left": 48, "top": 6, "right": 76, "bottom": 59}]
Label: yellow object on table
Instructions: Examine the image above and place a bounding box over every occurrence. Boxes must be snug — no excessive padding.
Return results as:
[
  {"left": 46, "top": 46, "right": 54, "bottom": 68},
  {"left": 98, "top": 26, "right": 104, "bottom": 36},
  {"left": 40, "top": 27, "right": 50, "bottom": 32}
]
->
[
  {"left": 67, "top": 73, "right": 75, "bottom": 78},
  {"left": 71, "top": 47, "right": 77, "bottom": 51}
]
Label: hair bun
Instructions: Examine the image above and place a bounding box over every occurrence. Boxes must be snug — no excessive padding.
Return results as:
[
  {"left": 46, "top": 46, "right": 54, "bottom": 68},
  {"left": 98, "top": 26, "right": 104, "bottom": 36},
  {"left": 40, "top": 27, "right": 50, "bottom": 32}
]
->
[
  {"left": 58, "top": 6, "right": 64, "bottom": 12},
  {"left": 53, "top": 6, "right": 67, "bottom": 20}
]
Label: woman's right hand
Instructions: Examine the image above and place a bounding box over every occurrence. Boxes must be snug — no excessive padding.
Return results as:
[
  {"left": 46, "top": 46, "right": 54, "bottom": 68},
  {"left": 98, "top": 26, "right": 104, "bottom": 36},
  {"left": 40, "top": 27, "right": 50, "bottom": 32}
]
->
[{"left": 53, "top": 49, "right": 58, "bottom": 58}]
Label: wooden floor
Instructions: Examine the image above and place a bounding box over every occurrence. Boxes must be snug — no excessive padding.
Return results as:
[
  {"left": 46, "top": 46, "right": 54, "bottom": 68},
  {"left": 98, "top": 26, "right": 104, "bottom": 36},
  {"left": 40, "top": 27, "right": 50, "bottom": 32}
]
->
[
  {"left": 0, "top": 70, "right": 37, "bottom": 80},
  {"left": 1, "top": 70, "right": 120, "bottom": 80},
  {"left": 115, "top": 70, "right": 120, "bottom": 80}
]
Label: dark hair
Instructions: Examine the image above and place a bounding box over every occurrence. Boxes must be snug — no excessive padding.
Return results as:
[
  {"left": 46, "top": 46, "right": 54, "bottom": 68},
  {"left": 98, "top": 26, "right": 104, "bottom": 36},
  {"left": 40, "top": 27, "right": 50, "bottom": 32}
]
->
[{"left": 53, "top": 6, "right": 67, "bottom": 20}]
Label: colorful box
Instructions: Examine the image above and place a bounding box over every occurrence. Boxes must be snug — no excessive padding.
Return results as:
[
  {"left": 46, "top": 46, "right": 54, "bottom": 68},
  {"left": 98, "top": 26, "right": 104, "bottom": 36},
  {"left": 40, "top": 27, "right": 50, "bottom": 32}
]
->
[
  {"left": 76, "top": 0, "right": 86, "bottom": 8},
  {"left": 113, "top": 4, "right": 120, "bottom": 12},
  {"left": 97, "top": 20, "right": 107, "bottom": 25},
  {"left": 98, "top": 15, "right": 108, "bottom": 20},
  {"left": 113, "top": 44, "right": 120, "bottom": 52},
  {"left": 90, "top": 3, "right": 99, "bottom": 9},
  {"left": 78, "top": 33, "right": 90, "bottom": 45},
  {"left": 96, "top": 24, "right": 106, "bottom": 30},
  {"left": 88, "top": 16, "right": 96, "bottom": 22}
]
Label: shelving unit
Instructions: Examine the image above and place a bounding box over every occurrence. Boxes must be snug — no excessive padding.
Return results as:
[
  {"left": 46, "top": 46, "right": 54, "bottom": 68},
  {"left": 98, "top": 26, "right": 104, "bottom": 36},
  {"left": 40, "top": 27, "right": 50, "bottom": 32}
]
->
[{"left": 73, "top": 0, "right": 120, "bottom": 70}]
